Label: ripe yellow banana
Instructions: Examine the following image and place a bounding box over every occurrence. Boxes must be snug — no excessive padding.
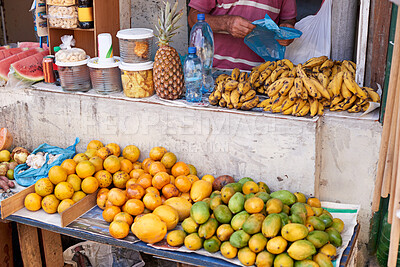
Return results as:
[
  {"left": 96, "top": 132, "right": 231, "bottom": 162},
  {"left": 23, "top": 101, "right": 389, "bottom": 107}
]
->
[
  {"left": 317, "top": 73, "right": 329, "bottom": 89},
  {"left": 279, "top": 70, "right": 291, "bottom": 79},
  {"left": 294, "top": 78, "right": 304, "bottom": 98},
  {"left": 281, "top": 97, "right": 296, "bottom": 111},
  {"left": 303, "top": 56, "right": 328, "bottom": 68},
  {"left": 310, "top": 77, "right": 330, "bottom": 100},
  {"left": 323, "top": 68, "right": 332, "bottom": 79},
  {"left": 342, "top": 60, "right": 356, "bottom": 74},
  {"left": 219, "top": 97, "right": 227, "bottom": 107},
  {"left": 231, "top": 68, "right": 240, "bottom": 80},
  {"left": 238, "top": 81, "right": 251, "bottom": 95},
  {"left": 354, "top": 97, "right": 368, "bottom": 107},
  {"left": 257, "top": 98, "right": 272, "bottom": 108},
  {"left": 320, "top": 99, "right": 330, "bottom": 107},
  {"left": 342, "top": 95, "right": 358, "bottom": 110},
  {"left": 331, "top": 72, "right": 344, "bottom": 96},
  {"left": 295, "top": 102, "right": 310, "bottom": 117},
  {"left": 250, "top": 70, "right": 260, "bottom": 86},
  {"left": 318, "top": 102, "right": 324, "bottom": 116},
  {"left": 282, "top": 106, "right": 294, "bottom": 115},
  {"left": 312, "top": 66, "right": 320, "bottom": 73},
  {"left": 296, "top": 64, "right": 307, "bottom": 78},
  {"left": 363, "top": 87, "right": 380, "bottom": 102},
  {"left": 256, "top": 87, "right": 265, "bottom": 94},
  {"left": 279, "top": 78, "right": 295, "bottom": 96},
  {"left": 309, "top": 98, "right": 319, "bottom": 117},
  {"left": 267, "top": 79, "right": 286, "bottom": 97},
  {"left": 354, "top": 83, "right": 368, "bottom": 100},
  {"left": 258, "top": 61, "right": 271, "bottom": 72},
  {"left": 320, "top": 59, "right": 334, "bottom": 70},
  {"left": 330, "top": 94, "right": 344, "bottom": 107},
  {"left": 348, "top": 104, "right": 362, "bottom": 113},
  {"left": 230, "top": 89, "right": 240, "bottom": 108},
  {"left": 341, "top": 81, "right": 353, "bottom": 99},
  {"left": 301, "top": 77, "right": 319, "bottom": 98},
  {"left": 258, "top": 70, "right": 271, "bottom": 84},
  {"left": 216, "top": 74, "right": 229, "bottom": 84},
  {"left": 282, "top": 59, "right": 294, "bottom": 69},
  {"left": 361, "top": 102, "right": 369, "bottom": 112},
  {"left": 222, "top": 91, "right": 231, "bottom": 105},
  {"left": 272, "top": 95, "right": 287, "bottom": 110},
  {"left": 224, "top": 80, "right": 239, "bottom": 92},
  {"left": 271, "top": 66, "right": 288, "bottom": 82},
  {"left": 239, "top": 72, "right": 249, "bottom": 83},
  {"left": 293, "top": 98, "right": 307, "bottom": 113},
  {"left": 343, "top": 71, "right": 357, "bottom": 94},
  {"left": 240, "top": 90, "right": 256, "bottom": 103},
  {"left": 288, "top": 85, "right": 298, "bottom": 101}
]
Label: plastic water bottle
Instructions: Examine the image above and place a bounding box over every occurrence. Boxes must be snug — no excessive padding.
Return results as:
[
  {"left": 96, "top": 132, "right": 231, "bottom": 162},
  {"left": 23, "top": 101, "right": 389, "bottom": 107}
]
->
[
  {"left": 189, "top": 13, "right": 214, "bottom": 93},
  {"left": 184, "top": 47, "right": 203, "bottom": 102}
]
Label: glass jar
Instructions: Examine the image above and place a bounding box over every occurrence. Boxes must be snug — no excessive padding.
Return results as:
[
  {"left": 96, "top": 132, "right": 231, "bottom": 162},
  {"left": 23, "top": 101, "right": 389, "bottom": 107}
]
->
[
  {"left": 119, "top": 62, "right": 154, "bottom": 98},
  {"left": 78, "top": 0, "right": 94, "bottom": 29}
]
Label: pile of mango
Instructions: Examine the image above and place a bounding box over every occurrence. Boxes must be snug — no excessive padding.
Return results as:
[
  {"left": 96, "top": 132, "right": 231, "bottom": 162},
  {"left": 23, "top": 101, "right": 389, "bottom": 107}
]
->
[{"left": 167, "top": 177, "right": 344, "bottom": 266}]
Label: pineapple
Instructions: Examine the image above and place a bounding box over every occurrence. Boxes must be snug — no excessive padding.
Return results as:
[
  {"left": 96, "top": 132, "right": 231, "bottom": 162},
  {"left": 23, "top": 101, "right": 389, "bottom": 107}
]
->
[{"left": 153, "top": 1, "right": 184, "bottom": 100}]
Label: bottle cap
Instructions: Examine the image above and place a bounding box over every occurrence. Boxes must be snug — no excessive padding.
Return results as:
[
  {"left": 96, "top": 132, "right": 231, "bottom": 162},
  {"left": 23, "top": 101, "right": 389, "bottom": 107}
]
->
[
  {"left": 53, "top": 46, "right": 61, "bottom": 53},
  {"left": 188, "top": 47, "right": 196, "bottom": 54},
  {"left": 197, "top": 14, "right": 205, "bottom": 21}
]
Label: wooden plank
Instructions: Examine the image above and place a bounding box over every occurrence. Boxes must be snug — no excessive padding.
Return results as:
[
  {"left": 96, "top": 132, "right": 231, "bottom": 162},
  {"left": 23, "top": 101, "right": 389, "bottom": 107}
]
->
[
  {"left": 61, "top": 190, "right": 97, "bottom": 227},
  {"left": 1, "top": 185, "right": 35, "bottom": 219},
  {"left": 94, "top": 0, "right": 120, "bottom": 56},
  {"left": 41, "top": 229, "right": 64, "bottom": 267},
  {"left": 17, "top": 223, "right": 42, "bottom": 267},
  {"left": 0, "top": 222, "right": 13, "bottom": 267},
  {"left": 369, "top": 1, "right": 392, "bottom": 89},
  {"left": 355, "top": 0, "right": 370, "bottom": 86}
]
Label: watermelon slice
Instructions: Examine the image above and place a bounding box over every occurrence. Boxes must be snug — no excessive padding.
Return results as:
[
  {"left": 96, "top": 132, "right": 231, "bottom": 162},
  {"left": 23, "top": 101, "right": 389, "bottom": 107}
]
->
[
  {"left": 18, "top": 42, "right": 48, "bottom": 50},
  {"left": 11, "top": 50, "right": 49, "bottom": 82},
  {"left": 0, "top": 48, "right": 43, "bottom": 81},
  {"left": 0, "top": 48, "right": 28, "bottom": 61}
]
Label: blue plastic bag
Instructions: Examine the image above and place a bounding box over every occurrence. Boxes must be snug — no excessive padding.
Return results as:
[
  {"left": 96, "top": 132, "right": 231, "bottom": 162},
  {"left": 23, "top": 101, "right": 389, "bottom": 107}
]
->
[
  {"left": 14, "top": 138, "right": 79, "bottom": 187},
  {"left": 244, "top": 13, "right": 302, "bottom": 62}
]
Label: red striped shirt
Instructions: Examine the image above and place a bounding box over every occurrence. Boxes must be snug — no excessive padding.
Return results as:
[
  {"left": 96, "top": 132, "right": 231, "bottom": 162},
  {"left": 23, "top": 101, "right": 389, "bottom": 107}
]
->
[{"left": 189, "top": 0, "right": 297, "bottom": 70}]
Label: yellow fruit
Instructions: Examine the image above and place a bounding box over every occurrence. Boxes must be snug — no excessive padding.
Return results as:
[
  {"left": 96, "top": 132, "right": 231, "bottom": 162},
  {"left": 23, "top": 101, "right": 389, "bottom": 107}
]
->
[
  {"left": 294, "top": 192, "right": 307, "bottom": 203},
  {"left": 123, "top": 199, "right": 145, "bottom": 216},
  {"left": 187, "top": 174, "right": 199, "bottom": 184},
  {"left": 61, "top": 159, "right": 77, "bottom": 175},
  {"left": 48, "top": 166, "right": 68, "bottom": 185},
  {"left": 72, "top": 191, "right": 86, "bottom": 203},
  {"left": 102, "top": 206, "right": 121, "bottom": 222},
  {"left": 148, "top": 161, "right": 167, "bottom": 176},
  {"left": 188, "top": 164, "right": 197, "bottom": 176},
  {"left": 171, "top": 162, "right": 190, "bottom": 177},
  {"left": 131, "top": 213, "right": 167, "bottom": 243},
  {"left": 238, "top": 247, "right": 256, "bottom": 266},
  {"left": 181, "top": 217, "right": 199, "bottom": 234},
  {"left": 307, "top": 197, "right": 322, "bottom": 208},
  {"left": 153, "top": 205, "right": 179, "bottom": 230},
  {"left": 84, "top": 149, "right": 98, "bottom": 158},
  {"left": 164, "top": 197, "right": 192, "bottom": 221},
  {"left": 81, "top": 176, "right": 99, "bottom": 194},
  {"left": 114, "top": 212, "right": 134, "bottom": 225},
  {"left": 95, "top": 170, "right": 113, "bottom": 188},
  {"left": 109, "top": 220, "right": 130, "bottom": 239},
  {"left": 35, "top": 178, "right": 54, "bottom": 197},
  {"left": 103, "top": 155, "right": 121, "bottom": 174},
  {"left": 0, "top": 150, "right": 10, "bottom": 162},
  {"left": 120, "top": 159, "right": 133, "bottom": 174},
  {"left": 184, "top": 233, "right": 203, "bottom": 250},
  {"left": 152, "top": 172, "right": 171, "bottom": 190},
  {"left": 123, "top": 145, "right": 140, "bottom": 163},
  {"left": 161, "top": 152, "right": 177, "bottom": 169},
  {"left": 41, "top": 194, "right": 60, "bottom": 214},
  {"left": 267, "top": 236, "right": 287, "bottom": 254},
  {"left": 67, "top": 174, "right": 81, "bottom": 191},
  {"left": 126, "top": 184, "right": 145, "bottom": 200},
  {"left": 76, "top": 161, "right": 96, "bottom": 179},
  {"left": 149, "top": 146, "right": 167, "bottom": 161},
  {"left": 242, "top": 181, "right": 259, "bottom": 195},
  {"left": 73, "top": 153, "right": 89, "bottom": 163},
  {"left": 142, "top": 193, "right": 162, "bottom": 211},
  {"left": 266, "top": 198, "right": 283, "bottom": 214},
  {"left": 96, "top": 147, "right": 113, "bottom": 160},
  {"left": 113, "top": 171, "right": 130, "bottom": 189},
  {"left": 220, "top": 241, "right": 238, "bottom": 259},
  {"left": 130, "top": 169, "right": 145, "bottom": 179},
  {"left": 190, "top": 180, "right": 212, "bottom": 202},
  {"left": 255, "top": 251, "right": 275, "bottom": 267},
  {"left": 24, "top": 193, "right": 42, "bottom": 211},
  {"left": 167, "top": 230, "right": 187, "bottom": 246},
  {"left": 244, "top": 197, "right": 264, "bottom": 213},
  {"left": 89, "top": 156, "right": 103, "bottom": 172},
  {"left": 202, "top": 175, "right": 215, "bottom": 184},
  {"left": 106, "top": 143, "right": 121, "bottom": 157},
  {"left": 54, "top": 182, "right": 74, "bottom": 200},
  {"left": 57, "top": 199, "right": 75, "bottom": 213},
  {"left": 319, "top": 243, "right": 337, "bottom": 260},
  {"left": 87, "top": 140, "right": 104, "bottom": 150},
  {"left": 175, "top": 175, "right": 192, "bottom": 193}
]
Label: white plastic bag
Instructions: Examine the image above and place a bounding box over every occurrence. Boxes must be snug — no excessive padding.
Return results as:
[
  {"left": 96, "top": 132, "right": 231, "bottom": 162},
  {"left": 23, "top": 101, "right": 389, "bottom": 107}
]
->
[{"left": 285, "top": 0, "right": 332, "bottom": 64}]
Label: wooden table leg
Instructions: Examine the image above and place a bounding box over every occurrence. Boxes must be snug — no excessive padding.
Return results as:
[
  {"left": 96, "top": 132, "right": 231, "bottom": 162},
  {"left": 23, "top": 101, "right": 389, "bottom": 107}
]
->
[
  {"left": 40, "top": 229, "right": 64, "bottom": 267},
  {"left": 17, "top": 223, "right": 42, "bottom": 267},
  {"left": 0, "top": 222, "right": 13, "bottom": 267}
]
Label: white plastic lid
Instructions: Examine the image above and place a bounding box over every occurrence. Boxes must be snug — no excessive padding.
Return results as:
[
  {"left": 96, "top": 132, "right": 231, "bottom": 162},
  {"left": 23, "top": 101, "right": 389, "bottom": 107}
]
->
[
  {"left": 116, "top": 28, "right": 154, "bottom": 40},
  {"left": 56, "top": 56, "right": 90, "bottom": 67},
  {"left": 119, "top": 61, "right": 154, "bottom": 71},
  {"left": 87, "top": 57, "right": 121, "bottom": 68}
]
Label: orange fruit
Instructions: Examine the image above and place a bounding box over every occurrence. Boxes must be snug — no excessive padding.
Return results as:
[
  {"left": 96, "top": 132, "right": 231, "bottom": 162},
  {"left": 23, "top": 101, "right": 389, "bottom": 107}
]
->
[
  {"left": 126, "top": 184, "right": 145, "bottom": 199},
  {"left": 142, "top": 192, "right": 162, "bottom": 211},
  {"left": 24, "top": 193, "right": 42, "bottom": 211},
  {"left": 304, "top": 204, "right": 315, "bottom": 217},
  {"left": 242, "top": 181, "right": 259, "bottom": 195},
  {"left": 162, "top": 184, "right": 180, "bottom": 199},
  {"left": 75, "top": 161, "right": 96, "bottom": 179},
  {"left": 152, "top": 172, "right": 170, "bottom": 190},
  {"left": 48, "top": 166, "right": 68, "bottom": 185},
  {"left": 122, "top": 145, "right": 140, "bottom": 163},
  {"left": 81, "top": 176, "right": 99, "bottom": 194},
  {"left": 153, "top": 205, "right": 179, "bottom": 230},
  {"left": 166, "top": 168, "right": 172, "bottom": 175},
  {"left": 169, "top": 175, "right": 175, "bottom": 185},
  {"left": 87, "top": 140, "right": 104, "bottom": 150},
  {"left": 134, "top": 214, "right": 145, "bottom": 223},
  {"left": 73, "top": 153, "right": 89, "bottom": 163},
  {"left": 97, "top": 190, "right": 108, "bottom": 209},
  {"left": 109, "top": 221, "right": 130, "bottom": 239},
  {"left": 148, "top": 161, "right": 167, "bottom": 176},
  {"left": 161, "top": 195, "right": 167, "bottom": 204},
  {"left": 187, "top": 174, "right": 199, "bottom": 184},
  {"left": 146, "top": 187, "right": 160, "bottom": 196},
  {"left": 85, "top": 149, "right": 98, "bottom": 158},
  {"left": 103, "top": 155, "right": 121, "bottom": 174},
  {"left": 102, "top": 206, "right": 121, "bottom": 222},
  {"left": 161, "top": 152, "right": 177, "bottom": 169},
  {"left": 105, "top": 200, "right": 114, "bottom": 208},
  {"left": 137, "top": 173, "right": 153, "bottom": 189},
  {"left": 35, "top": 178, "right": 54, "bottom": 197},
  {"left": 72, "top": 191, "right": 87, "bottom": 203},
  {"left": 108, "top": 188, "right": 127, "bottom": 206},
  {"left": 96, "top": 147, "right": 113, "bottom": 160},
  {"left": 54, "top": 182, "right": 74, "bottom": 200},
  {"left": 307, "top": 197, "right": 322, "bottom": 208},
  {"left": 123, "top": 199, "right": 145, "bottom": 216},
  {"left": 202, "top": 175, "right": 215, "bottom": 184},
  {"left": 41, "top": 194, "right": 60, "bottom": 214},
  {"left": 130, "top": 169, "right": 145, "bottom": 179},
  {"left": 180, "top": 192, "right": 191, "bottom": 202},
  {"left": 66, "top": 174, "right": 81, "bottom": 191},
  {"left": 95, "top": 170, "right": 113, "bottom": 188},
  {"left": 132, "top": 162, "right": 142, "bottom": 169},
  {"left": 190, "top": 180, "right": 212, "bottom": 202},
  {"left": 89, "top": 156, "right": 104, "bottom": 172},
  {"left": 105, "top": 143, "right": 121, "bottom": 157},
  {"left": 57, "top": 199, "right": 75, "bottom": 213},
  {"left": 149, "top": 147, "right": 167, "bottom": 161},
  {"left": 0, "top": 128, "right": 12, "bottom": 150},
  {"left": 188, "top": 164, "right": 197, "bottom": 175},
  {"left": 120, "top": 159, "right": 133, "bottom": 174},
  {"left": 98, "top": 188, "right": 110, "bottom": 197},
  {"left": 142, "top": 158, "right": 155, "bottom": 173},
  {"left": 113, "top": 171, "right": 130, "bottom": 189},
  {"left": 126, "top": 178, "right": 137, "bottom": 188},
  {"left": 171, "top": 162, "right": 190, "bottom": 177},
  {"left": 61, "top": 159, "right": 77, "bottom": 175},
  {"left": 175, "top": 175, "right": 191, "bottom": 193},
  {"left": 244, "top": 197, "right": 264, "bottom": 214},
  {"left": 114, "top": 212, "right": 134, "bottom": 225}
]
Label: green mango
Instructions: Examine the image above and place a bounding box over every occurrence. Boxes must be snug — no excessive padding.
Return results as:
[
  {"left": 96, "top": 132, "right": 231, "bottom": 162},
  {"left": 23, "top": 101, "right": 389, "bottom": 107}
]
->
[
  {"left": 325, "top": 227, "right": 343, "bottom": 247},
  {"left": 203, "top": 235, "right": 221, "bottom": 253},
  {"left": 190, "top": 201, "right": 210, "bottom": 224},
  {"left": 229, "top": 230, "right": 251, "bottom": 248},
  {"left": 306, "top": 230, "right": 329, "bottom": 248},
  {"left": 225, "top": 182, "right": 243, "bottom": 192},
  {"left": 311, "top": 207, "right": 323, "bottom": 216},
  {"left": 289, "top": 213, "right": 305, "bottom": 225},
  {"left": 282, "top": 204, "right": 290, "bottom": 214},
  {"left": 231, "top": 211, "right": 250, "bottom": 231},
  {"left": 210, "top": 195, "right": 223, "bottom": 211},
  {"left": 291, "top": 202, "right": 307, "bottom": 216},
  {"left": 245, "top": 193, "right": 255, "bottom": 201},
  {"left": 294, "top": 260, "right": 319, "bottom": 267},
  {"left": 270, "top": 190, "right": 296, "bottom": 206},
  {"left": 262, "top": 213, "right": 282, "bottom": 238},
  {"left": 238, "top": 177, "right": 254, "bottom": 185},
  {"left": 319, "top": 213, "right": 333, "bottom": 228},
  {"left": 278, "top": 212, "right": 289, "bottom": 226},
  {"left": 331, "top": 218, "right": 344, "bottom": 233},
  {"left": 214, "top": 204, "right": 233, "bottom": 224},
  {"left": 228, "top": 192, "right": 245, "bottom": 214},
  {"left": 243, "top": 213, "right": 265, "bottom": 235},
  {"left": 287, "top": 240, "right": 317, "bottom": 261},
  {"left": 274, "top": 252, "right": 294, "bottom": 267},
  {"left": 255, "top": 192, "right": 271, "bottom": 202},
  {"left": 313, "top": 253, "right": 334, "bottom": 267},
  {"left": 198, "top": 218, "right": 218, "bottom": 239},
  {"left": 306, "top": 216, "right": 325, "bottom": 231},
  {"left": 322, "top": 209, "right": 333, "bottom": 219},
  {"left": 281, "top": 223, "right": 308, "bottom": 242},
  {"left": 210, "top": 191, "right": 221, "bottom": 199}
]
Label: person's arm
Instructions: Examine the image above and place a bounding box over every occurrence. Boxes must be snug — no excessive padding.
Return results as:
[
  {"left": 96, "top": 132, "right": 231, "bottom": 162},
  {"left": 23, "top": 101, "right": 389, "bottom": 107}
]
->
[{"left": 188, "top": 8, "right": 256, "bottom": 39}]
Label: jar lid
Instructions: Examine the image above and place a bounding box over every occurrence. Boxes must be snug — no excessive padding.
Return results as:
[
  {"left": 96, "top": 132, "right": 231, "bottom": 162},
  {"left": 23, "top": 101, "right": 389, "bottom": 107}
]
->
[
  {"left": 119, "top": 61, "right": 154, "bottom": 71},
  {"left": 56, "top": 56, "right": 90, "bottom": 67},
  {"left": 116, "top": 28, "right": 154, "bottom": 40},
  {"left": 87, "top": 57, "right": 121, "bottom": 68}
]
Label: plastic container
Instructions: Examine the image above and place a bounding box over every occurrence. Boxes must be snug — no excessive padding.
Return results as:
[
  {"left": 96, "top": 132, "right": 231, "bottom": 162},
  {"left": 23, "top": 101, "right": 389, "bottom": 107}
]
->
[
  {"left": 46, "top": 0, "right": 76, "bottom": 6},
  {"left": 56, "top": 57, "right": 91, "bottom": 92},
  {"left": 119, "top": 62, "right": 154, "bottom": 98},
  {"left": 184, "top": 47, "right": 202, "bottom": 102},
  {"left": 88, "top": 57, "right": 122, "bottom": 94},
  {"left": 48, "top": 6, "right": 78, "bottom": 29},
  {"left": 189, "top": 13, "right": 214, "bottom": 93},
  {"left": 116, "top": 28, "right": 154, "bottom": 63}
]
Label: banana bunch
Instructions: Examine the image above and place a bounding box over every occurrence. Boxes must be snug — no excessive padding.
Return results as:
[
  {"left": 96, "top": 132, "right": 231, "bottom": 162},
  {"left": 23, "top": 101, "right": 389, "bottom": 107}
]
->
[
  {"left": 209, "top": 68, "right": 259, "bottom": 110},
  {"left": 210, "top": 56, "right": 381, "bottom": 116}
]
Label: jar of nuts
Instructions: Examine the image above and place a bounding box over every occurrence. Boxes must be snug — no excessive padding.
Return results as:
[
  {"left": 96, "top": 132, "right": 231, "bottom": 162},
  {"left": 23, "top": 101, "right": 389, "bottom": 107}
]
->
[{"left": 119, "top": 62, "right": 154, "bottom": 98}]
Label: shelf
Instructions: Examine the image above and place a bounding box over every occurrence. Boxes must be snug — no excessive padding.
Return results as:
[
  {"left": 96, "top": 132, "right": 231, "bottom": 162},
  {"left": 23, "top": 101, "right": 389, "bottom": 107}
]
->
[{"left": 49, "top": 27, "right": 94, "bottom": 32}]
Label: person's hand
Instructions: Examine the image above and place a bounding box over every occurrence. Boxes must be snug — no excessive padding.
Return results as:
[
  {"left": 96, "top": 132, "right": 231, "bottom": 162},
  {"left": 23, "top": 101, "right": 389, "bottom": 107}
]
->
[
  {"left": 277, "top": 23, "right": 295, "bottom": 46},
  {"left": 226, "top": 16, "right": 256, "bottom": 38}
]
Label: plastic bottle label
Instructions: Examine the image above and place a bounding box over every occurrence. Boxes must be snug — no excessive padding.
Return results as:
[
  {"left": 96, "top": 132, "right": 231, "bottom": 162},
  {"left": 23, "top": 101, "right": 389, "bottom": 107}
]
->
[{"left": 78, "top": 7, "right": 93, "bottom": 22}]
